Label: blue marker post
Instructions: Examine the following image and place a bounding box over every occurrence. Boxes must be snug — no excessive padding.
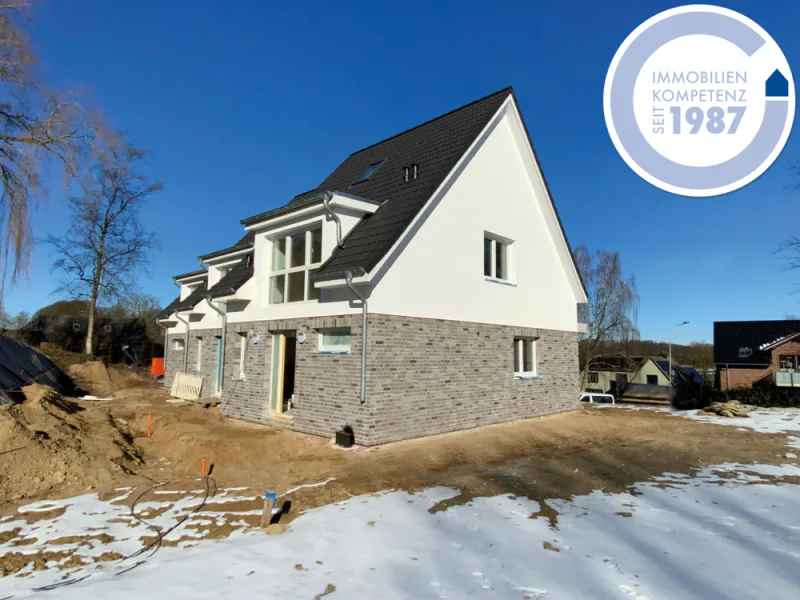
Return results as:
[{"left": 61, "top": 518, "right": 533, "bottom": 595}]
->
[{"left": 261, "top": 492, "right": 278, "bottom": 528}]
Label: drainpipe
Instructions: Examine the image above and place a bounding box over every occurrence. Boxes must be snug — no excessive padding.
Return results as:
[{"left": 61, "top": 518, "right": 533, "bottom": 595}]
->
[
  {"left": 345, "top": 270, "right": 367, "bottom": 404},
  {"left": 172, "top": 311, "right": 190, "bottom": 373},
  {"left": 205, "top": 295, "right": 226, "bottom": 395},
  {"left": 322, "top": 192, "right": 344, "bottom": 248}
]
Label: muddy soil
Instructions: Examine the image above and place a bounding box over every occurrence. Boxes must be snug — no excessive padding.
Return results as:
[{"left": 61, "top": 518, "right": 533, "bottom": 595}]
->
[{"left": 2, "top": 388, "right": 795, "bottom": 521}]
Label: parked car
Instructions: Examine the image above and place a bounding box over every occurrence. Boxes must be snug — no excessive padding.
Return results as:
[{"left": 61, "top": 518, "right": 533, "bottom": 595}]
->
[{"left": 580, "top": 392, "right": 615, "bottom": 404}]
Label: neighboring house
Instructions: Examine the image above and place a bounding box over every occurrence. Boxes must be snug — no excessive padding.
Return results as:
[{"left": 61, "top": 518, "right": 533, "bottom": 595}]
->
[
  {"left": 584, "top": 355, "right": 701, "bottom": 400},
  {"left": 157, "top": 87, "right": 588, "bottom": 446},
  {"left": 714, "top": 320, "right": 800, "bottom": 391}
]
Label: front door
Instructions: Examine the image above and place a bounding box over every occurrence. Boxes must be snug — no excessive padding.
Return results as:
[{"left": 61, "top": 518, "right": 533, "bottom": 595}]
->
[{"left": 269, "top": 333, "right": 297, "bottom": 414}]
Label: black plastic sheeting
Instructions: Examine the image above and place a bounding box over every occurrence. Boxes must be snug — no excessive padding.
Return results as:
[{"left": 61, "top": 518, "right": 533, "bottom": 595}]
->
[{"left": 0, "top": 335, "right": 76, "bottom": 405}]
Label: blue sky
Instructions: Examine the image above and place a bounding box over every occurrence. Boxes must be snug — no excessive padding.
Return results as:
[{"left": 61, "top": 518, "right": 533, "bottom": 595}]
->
[{"left": 5, "top": 0, "right": 799, "bottom": 345}]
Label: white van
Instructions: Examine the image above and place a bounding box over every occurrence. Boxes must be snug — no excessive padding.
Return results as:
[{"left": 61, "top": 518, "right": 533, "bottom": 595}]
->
[{"left": 580, "top": 392, "right": 615, "bottom": 404}]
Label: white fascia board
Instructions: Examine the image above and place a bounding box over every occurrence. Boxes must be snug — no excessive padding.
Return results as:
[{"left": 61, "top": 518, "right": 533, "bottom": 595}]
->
[
  {"left": 505, "top": 97, "right": 588, "bottom": 304},
  {"left": 174, "top": 272, "right": 207, "bottom": 284},
  {"left": 314, "top": 274, "right": 370, "bottom": 289},
  {"left": 330, "top": 192, "right": 380, "bottom": 214},
  {"left": 202, "top": 248, "right": 251, "bottom": 265},
  {"left": 244, "top": 203, "right": 324, "bottom": 232},
  {"left": 244, "top": 193, "right": 377, "bottom": 233}
]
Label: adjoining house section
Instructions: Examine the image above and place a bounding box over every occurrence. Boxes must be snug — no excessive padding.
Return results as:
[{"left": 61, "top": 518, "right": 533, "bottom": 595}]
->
[
  {"left": 583, "top": 355, "right": 702, "bottom": 404},
  {"left": 157, "top": 87, "right": 589, "bottom": 445},
  {"left": 714, "top": 320, "right": 800, "bottom": 391}
]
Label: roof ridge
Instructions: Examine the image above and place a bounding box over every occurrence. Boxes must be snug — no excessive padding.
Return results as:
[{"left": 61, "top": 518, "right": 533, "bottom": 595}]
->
[{"left": 346, "top": 86, "right": 513, "bottom": 157}]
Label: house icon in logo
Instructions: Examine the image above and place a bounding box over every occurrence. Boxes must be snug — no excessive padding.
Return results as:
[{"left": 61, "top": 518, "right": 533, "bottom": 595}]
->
[{"left": 766, "top": 69, "right": 789, "bottom": 97}]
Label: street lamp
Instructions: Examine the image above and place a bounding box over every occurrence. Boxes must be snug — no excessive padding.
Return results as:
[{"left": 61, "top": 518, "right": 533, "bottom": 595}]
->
[{"left": 669, "top": 321, "right": 690, "bottom": 400}]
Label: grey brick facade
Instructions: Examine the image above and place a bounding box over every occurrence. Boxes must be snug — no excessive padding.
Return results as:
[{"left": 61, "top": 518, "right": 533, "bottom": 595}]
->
[{"left": 164, "top": 313, "right": 579, "bottom": 445}]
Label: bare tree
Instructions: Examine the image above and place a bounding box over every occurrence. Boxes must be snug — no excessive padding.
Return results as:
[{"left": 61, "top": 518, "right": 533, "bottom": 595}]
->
[
  {"left": 47, "top": 133, "right": 161, "bottom": 354},
  {"left": 574, "top": 245, "right": 640, "bottom": 390},
  {"left": 0, "top": 2, "right": 97, "bottom": 294}
]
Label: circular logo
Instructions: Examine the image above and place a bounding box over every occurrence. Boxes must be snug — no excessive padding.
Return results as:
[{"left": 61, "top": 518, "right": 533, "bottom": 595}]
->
[{"left": 604, "top": 4, "right": 795, "bottom": 197}]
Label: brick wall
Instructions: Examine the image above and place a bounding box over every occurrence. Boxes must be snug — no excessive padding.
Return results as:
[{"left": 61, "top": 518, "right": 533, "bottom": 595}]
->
[
  {"left": 170, "top": 313, "right": 579, "bottom": 446},
  {"left": 718, "top": 340, "right": 800, "bottom": 391}
]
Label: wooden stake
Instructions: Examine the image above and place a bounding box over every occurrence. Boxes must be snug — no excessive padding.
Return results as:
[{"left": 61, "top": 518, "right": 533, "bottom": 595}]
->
[
  {"left": 260, "top": 492, "right": 277, "bottom": 528},
  {"left": 147, "top": 413, "right": 152, "bottom": 438}
]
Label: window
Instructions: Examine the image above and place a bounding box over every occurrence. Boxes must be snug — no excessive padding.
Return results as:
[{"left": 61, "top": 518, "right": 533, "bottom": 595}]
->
[
  {"left": 484, "top": 235, "right": 512, "bottom": 281},
  {"left": 173, "top": 338, "right": 185, "bottom": 352},
  {"left": 354, "top": 161, "right": 383, "bottom": 184},
  {"left": 780, "top": 355, "right": 800, "bottom": 371},
  {"left": 72, "top": 322, "right": 81, "bottom": 332},
  {"left": 513, "top": 338, "right": 537, "bottom": 376},
  {"left": 319, "top": 328, "right": 351, "bottom": 353},
  {"left": 588, "top": 372, "right": 599, "bottom": 383},
  {"left": 738, "top": 347, "right": 753, "bottom": 358},
  {"left": 646, "top": 374, "right": 658, "bottom": 385},
  {"left": 403, "top": 164, "right": 419, "bottom": 182},
  {"left": 270, "top": 228, "right": 322, "bottom": 304},
  {"left": 196, "top": 337, "right": 203, "bottom": 371},
  {"left": 237, "top": 334, "right": 247, "bottom": 380}
]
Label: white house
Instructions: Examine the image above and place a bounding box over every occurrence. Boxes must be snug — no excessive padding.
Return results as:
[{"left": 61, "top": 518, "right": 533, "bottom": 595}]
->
[{"left": 157, "top": 87, "right": 588, "bottom": 445}]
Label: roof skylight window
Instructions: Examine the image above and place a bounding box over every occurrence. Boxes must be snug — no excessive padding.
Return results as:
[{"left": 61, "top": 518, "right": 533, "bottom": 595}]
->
[{"left": 354, "top": 161, "right": 383, "bottom": 184}]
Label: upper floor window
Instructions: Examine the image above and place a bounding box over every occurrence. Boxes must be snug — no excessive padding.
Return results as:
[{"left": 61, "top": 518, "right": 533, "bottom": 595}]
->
[
  {"left": 354, "top": 161, "right": 383, "bottom": 184},
  {"left": 484, "top": 234, "right": 512, "bottom": 282},
  {"left": 270, "top": 228, "right": 322, "bottom": 304}
]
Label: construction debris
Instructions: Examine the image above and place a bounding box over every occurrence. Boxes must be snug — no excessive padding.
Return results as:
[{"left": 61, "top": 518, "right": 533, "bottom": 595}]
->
[{"left": 700, "top": 401, "right": 755, "bottom": 418}]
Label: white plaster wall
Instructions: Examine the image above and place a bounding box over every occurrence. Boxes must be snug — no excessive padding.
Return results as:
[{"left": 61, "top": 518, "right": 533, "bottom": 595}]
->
[{"left": 367, "top": 110, "right": 579, "bottom": 332}]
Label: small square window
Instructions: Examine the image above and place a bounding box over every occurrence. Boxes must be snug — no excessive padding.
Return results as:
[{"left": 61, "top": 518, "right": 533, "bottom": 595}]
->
[
  {"left": 514, "top": 338, "right": 536, "bottom": 376},
  {"left": 173, "top": 338, "right": 185, "bottom": 352},
  {"left": 320, "top": 328, "right": 351, "bottom": 353},
  {"left": 646, "top": 374, "right": 658, "bottom": 385},
  {"left": 738, "top": 347, "right": 753, "bottom": 358},
  {"left": 354, "top": 161, "right": 383, "bottom": 184},
  {"left": 588, "top": 372, "right": 599, "bottom": 383},
  {"left": 72, "top": 322, "right": 81, "bottom": 332}
]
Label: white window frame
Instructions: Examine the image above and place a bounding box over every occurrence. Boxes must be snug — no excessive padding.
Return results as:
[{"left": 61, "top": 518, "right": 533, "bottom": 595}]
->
[
  {"left": 237, "top": 333, "right": 247, "bottom": 380},
  {"left": 484, "top": 233, "right": 514, "bottom": 283},
  {"left": 319, "top": 328, "right": 351, "bottom": 353},
  {"left": 514, "top": 337, "right": 537, "bottom": 377},
  {"left": 195, "top": 336, "right": 203, "bottom": 371},
  {"left": 173, "top": 338, "right": 185, "bottom": 352},
  {"left": 588, "top": 371, "right": 599, "bottom": 383},
  {"left": 269, "top": 227, "right": 323, "bottom": 304}
]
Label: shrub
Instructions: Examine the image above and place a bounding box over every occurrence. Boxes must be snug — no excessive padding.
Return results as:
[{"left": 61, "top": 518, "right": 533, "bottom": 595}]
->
[
  {"left": 724, "top": 386, "right": 800, "bottom": 408},
  {"left": 671, "top": 380, "right": 721, "bottom": 410}
]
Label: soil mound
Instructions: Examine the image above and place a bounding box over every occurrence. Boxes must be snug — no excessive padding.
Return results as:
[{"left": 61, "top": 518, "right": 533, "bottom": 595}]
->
[
  {"left": 68, "top": 361, "right": 158, "bottom": 397},
  {"left": 0, "top": 384, "right": 144, "bottom": 504}
]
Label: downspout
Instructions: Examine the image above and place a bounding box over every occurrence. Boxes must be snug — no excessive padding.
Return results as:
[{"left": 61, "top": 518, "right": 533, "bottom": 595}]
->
[
  {"left": 345, "top": 270, "right": 367, "bottom": 404},
  {"left": 322, "top": 192, "right": 344, "bottom": 248},
  {"left": 205, "top": 295, "right": 226, "bottom": 395},
  {"left": 172, "top": 311, "right": 190, "bottom": 374}
]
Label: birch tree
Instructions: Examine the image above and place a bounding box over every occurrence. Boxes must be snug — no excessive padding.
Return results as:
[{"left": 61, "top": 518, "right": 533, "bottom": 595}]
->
[
  {"left": 47, "top": 133, "right": 161, "bottom": 354},
  {"left": 574, "top": 245, "right": 640, "bottom": 390},
  {"left": 0, "top": 2, "right": 97, "bottom": 292}
]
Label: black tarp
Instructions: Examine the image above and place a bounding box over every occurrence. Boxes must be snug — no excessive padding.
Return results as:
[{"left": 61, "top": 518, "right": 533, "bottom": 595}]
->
[{"left": 0, "top": 334, "right": 76, "bottom": 404}]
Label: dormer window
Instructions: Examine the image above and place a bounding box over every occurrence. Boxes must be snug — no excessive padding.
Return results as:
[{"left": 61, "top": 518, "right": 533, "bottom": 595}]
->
[
  {"left": 353, "top": 161, "right": 383, "bottom": 184},
  {"left": 270, "top": 228, "right": 322, "bottom": 304},
  {"left": 403, "top": 164, "right": 419, "bottom": 182}
]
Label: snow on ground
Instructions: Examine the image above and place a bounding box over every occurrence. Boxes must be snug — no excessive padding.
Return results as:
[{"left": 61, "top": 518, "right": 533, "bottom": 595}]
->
[
  {"left": 1, "top": 463, "right": 800, "bottom": 599},
  {"left": 3, "top": 409, "right": 800, "bottom": 599}
]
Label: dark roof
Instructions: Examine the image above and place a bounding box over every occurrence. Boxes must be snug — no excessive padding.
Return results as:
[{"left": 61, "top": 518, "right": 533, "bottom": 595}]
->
[
  {"left": 157, "top": 295, "right": 182, "bottom": 320},
  {"left": 173, "top": 268, "right": 207, "bottom": 281},
  {"left": 206, "top": 257, "right": 254, "bottom": 298},
  {"left": 172, "top": 281, "right": 209, "bottom": 312},
  {"left": 241, "top": 191, "right": 325, "bottom": 227},
  {"left": 313, "top": 88, "right": 513, "bottom": 279},
  {"left": 714, "top": 320, "right": 800, "bottom": 365},
  {"left": 653, "top": 360, "right": 702, "bottom": 384},
  {"left": 199, "top": 232, "right": 255, "bottom": 262}
]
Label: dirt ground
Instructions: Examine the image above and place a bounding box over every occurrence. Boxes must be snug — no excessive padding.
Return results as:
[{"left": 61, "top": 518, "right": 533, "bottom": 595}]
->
[
  {"left": 2, "top": 379, "right": 794, "bottom": 516},
  {"left": 2, "top": 374, "right": 799, "bottom": 578}
]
